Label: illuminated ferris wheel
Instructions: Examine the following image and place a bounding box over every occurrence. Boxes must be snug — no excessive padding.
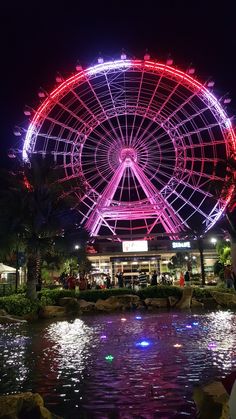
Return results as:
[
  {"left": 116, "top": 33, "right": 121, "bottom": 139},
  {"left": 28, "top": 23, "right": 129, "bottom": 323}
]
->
[{"left": 23, "top": 57, "right": 235, "bottom": 238}]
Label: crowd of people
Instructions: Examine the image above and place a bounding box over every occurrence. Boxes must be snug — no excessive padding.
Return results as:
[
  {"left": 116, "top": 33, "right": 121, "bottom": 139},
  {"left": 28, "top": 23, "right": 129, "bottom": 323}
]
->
[{"left": 55, "top": 265, "right": 236, "bottom": 291}]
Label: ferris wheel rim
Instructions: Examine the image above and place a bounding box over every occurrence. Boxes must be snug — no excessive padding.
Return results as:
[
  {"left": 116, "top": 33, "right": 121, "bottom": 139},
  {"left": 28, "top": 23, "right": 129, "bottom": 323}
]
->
[{"left": 23, "top": 59, "right": 235, "bottom": 160}]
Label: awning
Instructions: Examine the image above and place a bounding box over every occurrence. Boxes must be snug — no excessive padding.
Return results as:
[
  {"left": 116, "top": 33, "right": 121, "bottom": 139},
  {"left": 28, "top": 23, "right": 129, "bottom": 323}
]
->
[{"left": 0, "top": 263, "right": 16, "bottom": 273}]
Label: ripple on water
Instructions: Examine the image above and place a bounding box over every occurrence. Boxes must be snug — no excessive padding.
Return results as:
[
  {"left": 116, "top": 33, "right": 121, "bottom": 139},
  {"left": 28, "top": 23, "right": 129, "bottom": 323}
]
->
[{"left": 1, "top": 311, "right": 236, "bottom": 418}]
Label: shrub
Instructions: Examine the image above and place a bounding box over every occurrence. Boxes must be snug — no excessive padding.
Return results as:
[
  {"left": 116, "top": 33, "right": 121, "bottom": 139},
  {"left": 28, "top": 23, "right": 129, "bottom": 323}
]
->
[
  {"left": 78, "top": 288, "right": 135, "bottom": 302},
  {"left": 38, "top": 288, "right": 76, "bottom": 304},
  {"left": 17, "top": 284, "right": 27, "bottom": 294},
  {"left": 192, "top": 288, "right": 212, "bottom": 300},
  {"left": 136, "top": 285, "right": 182, "bottom": 300},
  {"left": 0, "top": 294, "right": 40, "bottom": 316}
]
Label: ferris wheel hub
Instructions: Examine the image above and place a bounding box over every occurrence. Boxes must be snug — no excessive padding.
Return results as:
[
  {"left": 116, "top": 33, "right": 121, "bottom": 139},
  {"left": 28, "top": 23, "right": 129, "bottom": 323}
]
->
[{"left": 119, "top": 147, "right": 137, "bottom": 166}]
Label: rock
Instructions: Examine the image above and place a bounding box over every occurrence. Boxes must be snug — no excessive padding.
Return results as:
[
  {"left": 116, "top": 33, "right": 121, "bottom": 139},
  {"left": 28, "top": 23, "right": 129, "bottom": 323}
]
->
[
  {"left": 0, "top": 309, "right": 7, "bottom": 316},
  {"left": 191, "top": 298, "right": 204, "bottom": 308},
  {"left": 95, "top": 295, "right": 140, "bottom": 312},
  {"left": 78, "top": 299, "right": 96, "bottom": 312},
  {"left": 23, "top": 312, "right": 39, "bottom": 321},
  {"left": 110, "top": 294, "right": 140, "bottom": 308},
  {"left": 193, "top": 380, "right": 229, "bottom": 419},
  {"left": 39, "top": 306, "right": 67, "bottom": 319},
  {"left": 168, "top": 296, "right": 178, "bottom": 307},
  {"left": 0, "top": 391, "right": 62, "bottom": 418},
  {"left": 202, "top": 298, "right": 219, "bottom": 310},
  {"left": 175, "top": 287, "right": 193, "bottom": 309},
  {"left": 58, "top": 297, "right": 80, "bottom": 314},
  {"left": 58, "top": 297, "right": 78, "bottom": 306},
  {"left": 210, "top": 291, "right": 236, "bottom": 308},
  {"left": 144, "top": 298, "right": 168, "bottom": 308},
  {"left": 95, "top": 298, "right": 121, "bottom": 311},
  {"left": 0, "top": 315, "right": 27, "bottom": 324}
]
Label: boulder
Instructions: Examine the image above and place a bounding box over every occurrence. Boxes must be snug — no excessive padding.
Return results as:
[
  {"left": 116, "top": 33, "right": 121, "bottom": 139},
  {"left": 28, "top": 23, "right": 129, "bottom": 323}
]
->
[
  {"left": 144, "top": 298, "right": 168, "bottom": 308},
  {"left": 95, "top": 295, "right": 140, "bottom": 311},
  {"left": 58, "top": 297, "right": 80, "bottom": 314},
  {"left": 193, "top": 380, "right": 229, "bottom": 419},
  {"left": 58, "top": 297, "right": 78, "bottom": 306},
  {"left": 110, "top": 294, "right": 140, "bottom": 308},
  {"left": 0, "top": 391, "right": 62, "bottom": 418},
  {"left": 23, "top": 312, "right": 39, "bottom": 321},
  {"left": 0, "top": 309, "right": 7, "bottom": 316},
  {"left": 175, "top": 287, "right": 193, "bottom": 309},
  {"left": 168, "top": 296, "right": 178, "bottom": 307},
  {"left": 78, "top": 299, "right": 96, "bottom": 312},
  {"left": 191, "top": 298, "right": 204, "bottom": 308},
  {"left": 95, "top": 298, "right": 121, "bottom": 311},
  {"left": 39, "top": 306, "right": 67, "bottom": 319},
  {"left": 210, "top": 291, "right": 236, "bottom": 308},
  {"left": 202, "top": 297, "right": 219, "bottom": 310},
  {"left": 0, "top": 315, "right": 27, "bottom": 324}
]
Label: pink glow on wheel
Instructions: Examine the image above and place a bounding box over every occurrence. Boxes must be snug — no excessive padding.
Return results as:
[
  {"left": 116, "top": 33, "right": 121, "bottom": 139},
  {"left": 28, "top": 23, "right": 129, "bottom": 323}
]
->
[{"left": 23, "top": 59, "right": 236, "bottom": 238}]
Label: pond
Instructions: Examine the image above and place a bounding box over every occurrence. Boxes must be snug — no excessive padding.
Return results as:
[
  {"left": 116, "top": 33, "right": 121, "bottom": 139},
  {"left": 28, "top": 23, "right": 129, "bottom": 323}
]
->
[{"left": 1, "top": 310, "right": 236, "bottom": 418}]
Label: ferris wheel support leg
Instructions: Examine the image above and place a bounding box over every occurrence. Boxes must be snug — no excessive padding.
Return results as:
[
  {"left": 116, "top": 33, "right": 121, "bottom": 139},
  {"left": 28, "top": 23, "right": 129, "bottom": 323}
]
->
[{"left": 131, "top": 162, "right": 187, "bottom": 235}]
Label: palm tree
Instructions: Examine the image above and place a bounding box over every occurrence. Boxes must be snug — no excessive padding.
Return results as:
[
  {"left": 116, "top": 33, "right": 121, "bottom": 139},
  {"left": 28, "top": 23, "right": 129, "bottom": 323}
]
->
[{"left": 0, "top": 156, "right": 85, "bottom": 300}]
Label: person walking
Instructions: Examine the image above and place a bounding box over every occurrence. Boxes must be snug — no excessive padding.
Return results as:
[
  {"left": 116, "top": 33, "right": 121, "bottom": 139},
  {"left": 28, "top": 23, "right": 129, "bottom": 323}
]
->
[
  {"left": 138, "top": 271, "right": 147, "bottom": 288},
  {"left": 224, "top": 265, "right": 234, "bottom": 289},
  {"left": 179, "top": 272, "right": 185, "bottom": 287},
  {"left": 105, "top": 273, "right": 112, "bottom": 289},
  {"left": 184, "top": 271, "right": 190, "bottom": 286},
  {"left": 151, "top": 270, "right": 158, "bottom": 286},
  {"left": 116, "top": 270, "right": 124, "bottom": 288}
]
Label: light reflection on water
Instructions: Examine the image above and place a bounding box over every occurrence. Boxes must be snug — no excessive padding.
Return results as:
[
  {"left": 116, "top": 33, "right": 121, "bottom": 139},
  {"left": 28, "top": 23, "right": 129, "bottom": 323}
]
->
[{"left": 1, "top": 310, "right": 236, "bottom": 418}]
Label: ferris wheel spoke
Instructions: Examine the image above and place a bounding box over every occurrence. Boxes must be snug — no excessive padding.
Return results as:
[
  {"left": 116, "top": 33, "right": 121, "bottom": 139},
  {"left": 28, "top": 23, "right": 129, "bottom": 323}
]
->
[
  {"left": 104, "top": 73, "right": 126, "bottom": 145},
  {"left": 167, "top": 107, "right": 218, "bottom": 133},
  {"left": 133, "top": 78, "right": 183, "bottom": 147},
  {"left": 129, "top": 67, "right": 145, "bottom": 146},
  {"left": 68, "top": 85, "right": 101, "bottom": 124},
  {"left": 161, "top": 90, "right": 206, "bottom": 124},
  {"left": 84, "top": 74, "right": 122, "bottom": 144},
  {"left": 41, "top": 114, "right": 79, "bottom": 135},
  {"left": 131, "top": 162, "right": 188, "bottom": 233},
  {"left": 130, "top": 66, "right": 166, "bottom": 147}
]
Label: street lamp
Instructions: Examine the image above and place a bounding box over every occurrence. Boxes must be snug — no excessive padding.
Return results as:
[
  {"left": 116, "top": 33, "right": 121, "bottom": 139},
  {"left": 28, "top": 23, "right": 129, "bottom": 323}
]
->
[
  {"left": 210, "top": 237, "right": 217, "bottom": 245},
  {"left": 74, "top": 244, "right": 80, "bottom": 250}
]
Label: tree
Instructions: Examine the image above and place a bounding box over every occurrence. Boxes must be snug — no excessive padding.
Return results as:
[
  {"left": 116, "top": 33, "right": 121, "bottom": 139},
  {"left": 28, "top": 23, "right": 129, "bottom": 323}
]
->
[
  {"left": 216, "top": 240, "right": 231, "bottom": 265},
  {"left": 0, "top": 156, "right": 85, "bottom": 300},
  {"left": 168, "top": 252, "right": 189, "bottom": 274}
]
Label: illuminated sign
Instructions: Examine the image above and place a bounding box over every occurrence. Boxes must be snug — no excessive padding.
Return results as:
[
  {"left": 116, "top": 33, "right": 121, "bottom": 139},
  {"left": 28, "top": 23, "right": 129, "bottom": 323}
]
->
[
  {"left": 172, "top": 241, "right": 191, "bottom": 249},
  {"left": 122, "top": 241, "right": 148, "bottom": 252}
]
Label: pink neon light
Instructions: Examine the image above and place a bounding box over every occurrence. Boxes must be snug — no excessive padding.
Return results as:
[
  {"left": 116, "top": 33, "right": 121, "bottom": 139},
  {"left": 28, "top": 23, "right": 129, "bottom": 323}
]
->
[
  {"left": 22, "top": 59, "right": 236, "bottom": 237},
  {"left": 23, "top": 60, "right": 236, "bottom": 160}
]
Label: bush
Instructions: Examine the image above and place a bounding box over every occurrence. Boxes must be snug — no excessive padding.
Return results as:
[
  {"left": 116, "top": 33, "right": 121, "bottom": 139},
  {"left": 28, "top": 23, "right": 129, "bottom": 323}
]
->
[
  {"left": 136, "top": 285, "right": 182, "bottom": 300},
  {"left": 215, "top": 283, "right": 236, "bottom": 293},
  {"left": 0, "top": 294, "right": 40, "bottom": 316},
  {"left": 192, "top": 288, "right": 212, "bottom": 300},
  {"left": 78, "top": 288, "right": 135, "bottom": 302},
  {"left": 38, "top": 288, "right": 76, "bottom": 304}
]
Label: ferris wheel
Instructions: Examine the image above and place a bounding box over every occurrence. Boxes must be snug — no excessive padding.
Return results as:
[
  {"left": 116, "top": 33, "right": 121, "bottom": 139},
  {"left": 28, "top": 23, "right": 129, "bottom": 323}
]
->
[{"left": 23, "top": 58, "right": 235, "bottom": 239}]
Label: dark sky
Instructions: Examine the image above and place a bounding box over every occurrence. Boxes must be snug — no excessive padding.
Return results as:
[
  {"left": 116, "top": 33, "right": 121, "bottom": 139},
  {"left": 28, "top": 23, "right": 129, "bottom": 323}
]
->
[{"left": 1, "top": 0, "right": 236, "bottom": 167}]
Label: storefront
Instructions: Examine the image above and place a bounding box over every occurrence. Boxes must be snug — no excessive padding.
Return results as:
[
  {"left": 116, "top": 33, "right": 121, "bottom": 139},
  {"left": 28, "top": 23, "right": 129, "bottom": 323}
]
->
[{"left": 87, "top": 238, "right": 219, "bottom": 285}]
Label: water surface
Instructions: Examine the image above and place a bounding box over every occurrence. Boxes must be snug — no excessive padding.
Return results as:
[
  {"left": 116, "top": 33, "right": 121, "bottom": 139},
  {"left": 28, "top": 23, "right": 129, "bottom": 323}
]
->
[{"left": 1, "top": 310, "right": 236, "bottom": 418}]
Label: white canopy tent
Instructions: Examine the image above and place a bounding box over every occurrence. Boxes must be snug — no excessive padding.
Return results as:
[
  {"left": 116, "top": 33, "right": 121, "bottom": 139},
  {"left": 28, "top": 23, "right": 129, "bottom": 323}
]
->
[{"left": 0, "top": 263, "right": 16, "bottom": 273}]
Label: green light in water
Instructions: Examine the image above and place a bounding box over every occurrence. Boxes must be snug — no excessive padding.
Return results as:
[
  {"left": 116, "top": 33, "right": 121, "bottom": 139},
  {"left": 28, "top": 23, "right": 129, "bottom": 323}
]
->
[{"left": 105, "top": 354, "right": 114, "bottom": 362}]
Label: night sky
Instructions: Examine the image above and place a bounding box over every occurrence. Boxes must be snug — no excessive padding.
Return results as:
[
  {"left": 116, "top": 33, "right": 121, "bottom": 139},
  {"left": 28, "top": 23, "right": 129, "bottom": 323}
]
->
[{"left": 1, "top": 0, "right": 236, "bottom": 168}]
